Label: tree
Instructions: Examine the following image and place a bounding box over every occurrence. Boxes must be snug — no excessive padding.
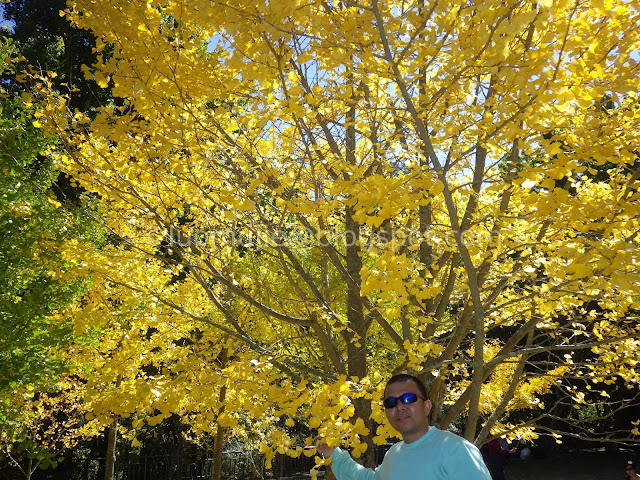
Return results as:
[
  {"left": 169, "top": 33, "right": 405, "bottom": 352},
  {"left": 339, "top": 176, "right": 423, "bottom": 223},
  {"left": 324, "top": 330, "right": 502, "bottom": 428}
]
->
[
  {"left": 35, "top": 0, "right": 640, "bottom": 467},
  {"left": 2, "top": 0, "right": 112, "bottom": 111},
  {"left": 0, "top": 36, "right": 102, "bottom": 394},
  {"left": 0, "top": 375, "right": 105, "bottom": 480},
  {"left": 0, "top": 35, "right": 106, "bottom": 479},
  {"left": 1, "top": 6, "right": 131, "bottom": 478}
]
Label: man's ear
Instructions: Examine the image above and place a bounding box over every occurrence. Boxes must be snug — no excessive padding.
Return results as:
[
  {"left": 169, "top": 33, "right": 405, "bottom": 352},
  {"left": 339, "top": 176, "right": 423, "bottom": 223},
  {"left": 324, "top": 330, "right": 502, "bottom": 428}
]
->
[{"left": 424, "top": 399, "right": 433, "bottom": 417}]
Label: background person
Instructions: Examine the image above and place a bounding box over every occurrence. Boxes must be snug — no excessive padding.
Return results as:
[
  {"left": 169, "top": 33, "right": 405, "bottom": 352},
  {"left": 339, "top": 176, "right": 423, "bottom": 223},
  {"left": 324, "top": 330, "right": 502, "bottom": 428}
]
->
[
  {"left": 481, "top": 438, "right": 517, "bottom": 480},
  {"left": 317, "top": 373, "right": 491, "bottom": 480},
  {"left": 626, "top": 461, "right": 640, "bottom": 480}
]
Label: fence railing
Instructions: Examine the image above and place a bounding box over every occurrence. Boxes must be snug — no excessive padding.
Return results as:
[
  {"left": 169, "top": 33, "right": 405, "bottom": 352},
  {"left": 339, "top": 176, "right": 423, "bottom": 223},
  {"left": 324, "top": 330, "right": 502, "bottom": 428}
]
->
[
  {"left": 79, "top": 444, "right": 393, "bottom": 480},
  {"left": 81, "top": 451, "right": 263, "bottom": 480}
]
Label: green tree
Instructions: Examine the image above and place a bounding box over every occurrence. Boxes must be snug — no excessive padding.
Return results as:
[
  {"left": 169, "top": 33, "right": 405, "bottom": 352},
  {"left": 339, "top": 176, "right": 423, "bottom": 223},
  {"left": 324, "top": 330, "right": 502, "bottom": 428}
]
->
[
  {"left": 2, "top": 0, "right": 111, "bottom": 111},
  {"left": 0, "top": 36, "right": 104, "bottom": 478},
  {"left": 0, "top": 37, "right": 93, "bottom": 391}
]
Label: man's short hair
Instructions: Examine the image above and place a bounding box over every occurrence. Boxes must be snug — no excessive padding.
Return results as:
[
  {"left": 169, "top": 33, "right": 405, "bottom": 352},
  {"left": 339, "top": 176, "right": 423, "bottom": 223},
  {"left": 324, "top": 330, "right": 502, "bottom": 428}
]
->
[{"left": 386, "top": 373, "right": 428, "bottom": 399}]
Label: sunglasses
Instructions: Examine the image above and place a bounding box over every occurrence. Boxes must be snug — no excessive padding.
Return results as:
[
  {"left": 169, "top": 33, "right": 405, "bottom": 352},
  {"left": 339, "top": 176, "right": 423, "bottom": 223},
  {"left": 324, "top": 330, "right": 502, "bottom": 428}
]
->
[{"left": 383, "top": 392, "right": 426, "bottom": 409}]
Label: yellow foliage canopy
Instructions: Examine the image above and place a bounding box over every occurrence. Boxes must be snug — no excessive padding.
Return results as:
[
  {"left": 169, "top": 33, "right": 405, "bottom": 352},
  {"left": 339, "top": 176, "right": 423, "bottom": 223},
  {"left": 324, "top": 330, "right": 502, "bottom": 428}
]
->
[{"left": 30, "top": 0, "right": 640, "bottom": 454}]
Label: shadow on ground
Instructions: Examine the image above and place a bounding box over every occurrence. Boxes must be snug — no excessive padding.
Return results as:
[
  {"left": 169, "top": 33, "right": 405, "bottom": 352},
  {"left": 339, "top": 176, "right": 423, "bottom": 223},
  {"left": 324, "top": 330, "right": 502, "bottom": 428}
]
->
[{"left": 505, "top": 449, "right": 638, "bottom": 480}]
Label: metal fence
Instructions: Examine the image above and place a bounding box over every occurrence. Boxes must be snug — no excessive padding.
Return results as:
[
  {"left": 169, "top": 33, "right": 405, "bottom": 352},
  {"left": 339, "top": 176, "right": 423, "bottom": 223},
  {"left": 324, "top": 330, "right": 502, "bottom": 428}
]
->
[
  {"left": 79, "top": 444, "right": 393, "bottom": 480},
  {"left": 81, "top": 451, "right": 264, "bottom": 480}
]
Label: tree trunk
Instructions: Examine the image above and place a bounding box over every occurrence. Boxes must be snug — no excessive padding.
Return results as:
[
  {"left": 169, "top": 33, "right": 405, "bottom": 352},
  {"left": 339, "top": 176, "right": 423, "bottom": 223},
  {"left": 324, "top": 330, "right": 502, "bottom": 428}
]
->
[
  {"left": 324, "top": 465, "right": 338, "bottom": 480},
  {"left": 210, "top": 348, "right": 229, "bottom": 480},
  {"left": 25, "top": 457, "right": 34, "bottom": 480},
  {"left": 103, "top": 417, "right": 118, "bottom": 480},
  {"left": 210, "top": 416, "right": 226, "bottom": 480}
]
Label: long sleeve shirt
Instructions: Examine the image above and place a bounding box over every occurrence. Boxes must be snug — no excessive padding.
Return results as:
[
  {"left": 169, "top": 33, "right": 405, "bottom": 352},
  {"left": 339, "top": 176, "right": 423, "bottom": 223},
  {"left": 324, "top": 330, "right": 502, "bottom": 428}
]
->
[{"left": 330, "top": 426, "right": 492, "bottom": 480}]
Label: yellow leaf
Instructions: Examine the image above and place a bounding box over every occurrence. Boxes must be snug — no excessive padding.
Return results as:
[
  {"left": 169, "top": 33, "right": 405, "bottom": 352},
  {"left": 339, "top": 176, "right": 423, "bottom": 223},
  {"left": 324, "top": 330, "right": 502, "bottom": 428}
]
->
[
  {"left": 94, "top": 71, "right": 109, "bottom": 89},
  {"left": 147, "top": 414, "right": 164, "bottom": 426},
  {"left": 132, "top": 418, "right": 144, "bottom": 429}
]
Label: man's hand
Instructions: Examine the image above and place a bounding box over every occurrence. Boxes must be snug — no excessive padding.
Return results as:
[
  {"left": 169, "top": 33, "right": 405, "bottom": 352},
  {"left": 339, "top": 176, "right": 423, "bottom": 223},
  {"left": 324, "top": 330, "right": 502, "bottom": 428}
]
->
[{"left": 316, "top": 443, "right": 336, "bottom": 458}]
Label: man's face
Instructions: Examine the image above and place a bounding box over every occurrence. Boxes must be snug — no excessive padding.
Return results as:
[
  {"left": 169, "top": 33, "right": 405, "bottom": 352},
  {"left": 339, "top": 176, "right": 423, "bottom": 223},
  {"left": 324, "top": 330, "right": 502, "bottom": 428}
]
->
[{"left": 383, "top": 380, "right": 432, "bottom": 444}]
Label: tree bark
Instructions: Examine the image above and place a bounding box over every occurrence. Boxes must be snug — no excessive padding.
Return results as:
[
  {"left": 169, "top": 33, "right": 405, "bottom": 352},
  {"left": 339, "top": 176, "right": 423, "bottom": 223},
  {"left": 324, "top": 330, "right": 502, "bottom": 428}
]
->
[
  {"left": 103, "top": 417, "right": 118, "bottom": 480},
  {"left": 210, "top": 412, "right": 226, "bottom": 480},
  {"left": 210, "top": 348, "right": 229, "bottom": 480}
]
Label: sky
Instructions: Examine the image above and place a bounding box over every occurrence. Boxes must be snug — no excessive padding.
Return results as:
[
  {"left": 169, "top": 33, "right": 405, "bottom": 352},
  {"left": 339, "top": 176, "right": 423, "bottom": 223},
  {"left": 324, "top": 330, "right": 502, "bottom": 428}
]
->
[{"left": 0, "top": 5, "right": 13, "bottom": 32}]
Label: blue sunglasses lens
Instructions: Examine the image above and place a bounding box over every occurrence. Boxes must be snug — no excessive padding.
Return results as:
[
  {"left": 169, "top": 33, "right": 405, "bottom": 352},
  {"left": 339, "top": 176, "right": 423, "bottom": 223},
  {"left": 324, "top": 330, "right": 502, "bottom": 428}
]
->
[{"left": 383, "top": 393, "right": 420, "bottom": 409}]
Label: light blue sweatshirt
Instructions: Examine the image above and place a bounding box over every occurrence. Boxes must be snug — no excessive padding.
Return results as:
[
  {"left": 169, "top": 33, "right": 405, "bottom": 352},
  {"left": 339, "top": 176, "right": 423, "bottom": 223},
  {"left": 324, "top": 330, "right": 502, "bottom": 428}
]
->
[{"left": 330, "top": 426, "right": 491, "bottom": 480}]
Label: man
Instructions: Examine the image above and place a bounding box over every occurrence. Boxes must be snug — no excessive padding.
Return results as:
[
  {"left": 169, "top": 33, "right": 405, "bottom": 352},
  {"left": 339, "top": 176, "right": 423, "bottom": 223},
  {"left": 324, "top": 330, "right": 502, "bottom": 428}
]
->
[
  {"left": 625, "top": 461, "right": 640, "bottom": 480},
  {"left": 317, "top": 373, "right": 491, "bottom": 480},
  {"left": 482, "top": 437, "right": 517, "bottom": 480}
]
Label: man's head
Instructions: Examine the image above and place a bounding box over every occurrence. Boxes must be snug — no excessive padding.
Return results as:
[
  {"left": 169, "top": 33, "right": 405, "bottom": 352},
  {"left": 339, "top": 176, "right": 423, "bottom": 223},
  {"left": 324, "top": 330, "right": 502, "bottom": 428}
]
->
[
  {"left": 626, "top": 461, "right": 637, "bottom": 476},
  {"left": 383, "top": 373, "right": 432, "bottom": 444}
]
